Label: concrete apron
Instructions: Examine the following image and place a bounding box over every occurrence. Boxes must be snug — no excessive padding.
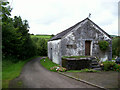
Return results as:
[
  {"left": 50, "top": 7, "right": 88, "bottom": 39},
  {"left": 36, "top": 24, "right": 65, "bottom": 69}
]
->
[{"left": 58, "top": 72, "right": 108, "bottom": 90}]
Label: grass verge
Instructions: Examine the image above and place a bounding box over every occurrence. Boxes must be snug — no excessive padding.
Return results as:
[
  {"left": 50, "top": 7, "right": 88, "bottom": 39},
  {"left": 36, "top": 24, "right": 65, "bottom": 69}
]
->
[
  {"left": 40, "top": 58, "right": 99, "bottom": 73},
  {"left": 40, "top": 58, "right": 60, "bottom": 72},
  {"left": 2, "top": 56, "right": 39, "bottom": 88},
  {"left": 67, "top": 69, "right": 100, "bottom": 73},
  {"left": 62, "top": 56, "right": 91, "bottom": 59}
]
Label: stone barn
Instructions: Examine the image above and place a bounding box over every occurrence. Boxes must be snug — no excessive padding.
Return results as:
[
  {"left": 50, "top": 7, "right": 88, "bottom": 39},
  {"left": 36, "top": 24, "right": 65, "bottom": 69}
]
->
[{"left": 48, "top": 18, "right": 112, "bottom": 66}]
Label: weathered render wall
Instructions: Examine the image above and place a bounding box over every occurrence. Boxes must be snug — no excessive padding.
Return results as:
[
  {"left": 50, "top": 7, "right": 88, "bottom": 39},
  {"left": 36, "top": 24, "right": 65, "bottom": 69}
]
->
[
  {"left": 61, "top": 19, "right": 112, "bottom": 61},
  {"left": 48, "top": 39, "right": 62, "bottom": 65}
]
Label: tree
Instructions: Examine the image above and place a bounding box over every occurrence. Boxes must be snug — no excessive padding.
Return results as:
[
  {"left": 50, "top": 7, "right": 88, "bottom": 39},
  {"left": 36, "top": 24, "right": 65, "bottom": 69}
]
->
[
  {"left": 2, "top": 0, "right": 17, "bottom": 56},
  {"left": 112, "top": 37, "right": 120, "bottom": 57},
  {"left": 2, "top": 0, "right": 37, "bottom": 60},
  {"left": 31, "top": 37, "right": 47, "bottom": 56},
  {"left": 1, "top": 1, "right": 12, "bottom": 22},
  {"left": 36, "top": 38, "right": 47, "bottom": 56},
  {"left": 51, "top": 34, "right": 54, "bottom": 38}
]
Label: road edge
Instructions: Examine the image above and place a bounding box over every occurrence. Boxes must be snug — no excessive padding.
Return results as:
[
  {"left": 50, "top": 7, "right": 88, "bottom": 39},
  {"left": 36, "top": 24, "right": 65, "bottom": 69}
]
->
[{"left": 58, "top": 72, "right": 108, "bottom": 90}]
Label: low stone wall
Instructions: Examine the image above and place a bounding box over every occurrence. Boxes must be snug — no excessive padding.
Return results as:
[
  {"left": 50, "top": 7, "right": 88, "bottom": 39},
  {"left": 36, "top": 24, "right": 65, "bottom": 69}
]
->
[{"left": 62, "top": 57, "right": 95, "bottom": 70}]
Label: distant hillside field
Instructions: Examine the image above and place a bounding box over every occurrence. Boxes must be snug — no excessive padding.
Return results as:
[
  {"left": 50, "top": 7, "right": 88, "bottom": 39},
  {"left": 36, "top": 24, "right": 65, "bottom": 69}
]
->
[
  {"left": 31, "top": 35, "right": 52, "bottom": 41},
  {"left": 111, "top": 35, "right": 117, "bottom": 38}
]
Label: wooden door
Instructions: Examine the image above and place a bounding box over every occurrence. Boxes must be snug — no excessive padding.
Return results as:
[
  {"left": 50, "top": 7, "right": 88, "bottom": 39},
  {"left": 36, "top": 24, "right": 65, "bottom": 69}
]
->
[{"left": 85, "top": 41, "right": 91, "bottom": 56}]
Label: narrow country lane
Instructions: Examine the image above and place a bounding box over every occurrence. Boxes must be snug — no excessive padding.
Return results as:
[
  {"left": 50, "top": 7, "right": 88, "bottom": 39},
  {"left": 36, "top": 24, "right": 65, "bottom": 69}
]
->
[{"left": 9, "top": 57, "right": 100, "bottom": 88}]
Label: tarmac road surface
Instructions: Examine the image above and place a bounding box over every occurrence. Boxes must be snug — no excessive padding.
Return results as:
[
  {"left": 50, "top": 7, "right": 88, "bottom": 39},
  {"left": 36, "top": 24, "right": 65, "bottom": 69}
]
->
[{"left": 9, "top": 57, "right": 100, "bottom": 88}]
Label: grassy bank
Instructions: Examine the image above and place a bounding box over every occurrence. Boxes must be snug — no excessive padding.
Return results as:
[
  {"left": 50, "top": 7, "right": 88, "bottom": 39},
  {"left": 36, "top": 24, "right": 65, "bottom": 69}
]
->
[
  {"left": 66, "top": 69, "right": 100, "bottom": 73},
  {"left": 2, "top": 56, "right": 39, "bottom": 88},
  {"left": 30, "top": 35, "right": 52, "bottom": 41},
  {"left": 40, "top": 58, "right": 59, "bottom": 72},
  {"left": 40, "top": 58, "right": 99, "bottom": 72},
  {"left": 62, "top": 56, "right": 91, "bottom": 59}
]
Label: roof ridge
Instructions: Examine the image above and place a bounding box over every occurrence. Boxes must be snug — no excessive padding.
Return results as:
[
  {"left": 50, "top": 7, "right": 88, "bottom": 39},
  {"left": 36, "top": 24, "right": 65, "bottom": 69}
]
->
[
  {"left": 48, "top": 18, "right": 111, "bottom": 41},
  {"left": 87, "top": 18, "right": 111, "bottom": 38},
  {"left": 49, "top": 18, "right": 88, "bottom": 41}
]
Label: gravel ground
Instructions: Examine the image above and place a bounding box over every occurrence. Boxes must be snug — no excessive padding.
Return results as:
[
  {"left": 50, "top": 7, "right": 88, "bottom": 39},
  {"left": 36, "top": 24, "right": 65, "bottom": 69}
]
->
[{"left": 62, "top": 71, "right": 120, "bottom": 88}]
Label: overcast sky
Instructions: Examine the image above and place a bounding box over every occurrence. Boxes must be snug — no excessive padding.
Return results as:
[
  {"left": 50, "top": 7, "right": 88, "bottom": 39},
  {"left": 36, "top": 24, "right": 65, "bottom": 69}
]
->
[{"left": 8, "top": 0, "right": 119, "bottom": 35}]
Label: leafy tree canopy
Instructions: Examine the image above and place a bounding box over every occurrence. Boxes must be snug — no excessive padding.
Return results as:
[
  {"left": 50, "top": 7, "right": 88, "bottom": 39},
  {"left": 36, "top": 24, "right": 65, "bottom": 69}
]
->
[{"left": 2, "top": 0, "right": 37, "bottom": 60}]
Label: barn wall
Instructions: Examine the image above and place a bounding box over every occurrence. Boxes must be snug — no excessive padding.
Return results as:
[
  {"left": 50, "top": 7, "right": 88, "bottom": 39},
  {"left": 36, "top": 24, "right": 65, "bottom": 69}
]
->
[
  {"left": 61, "top": 20, "right": 112, "bottom": 61},
  {"left": 48, "top": 39, "right": 61, "bottom": 65}
]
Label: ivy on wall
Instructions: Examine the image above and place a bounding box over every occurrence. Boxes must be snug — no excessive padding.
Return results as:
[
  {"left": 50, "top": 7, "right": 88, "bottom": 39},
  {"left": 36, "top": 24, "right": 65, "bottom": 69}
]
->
[{"left": 98, "top": 40, "right": 109, "bottom": 51}]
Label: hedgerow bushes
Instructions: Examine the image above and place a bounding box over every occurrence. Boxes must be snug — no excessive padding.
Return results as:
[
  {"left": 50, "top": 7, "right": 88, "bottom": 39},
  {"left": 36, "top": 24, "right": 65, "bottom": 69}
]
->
[
  {"left": 31, "top": 37, "right": 47, "bottom": 56},
  {"left": 2, "top": 1, "right": 37, "bottom": 60},
  {"left": 113, "top": 64, "right": 120, "bottom": 72},
  {"left": 102, "top": 61, "right": 120, "bottom": 72},
  {"left": 112, "top": 37, "right": 120, "bottom": 57}
]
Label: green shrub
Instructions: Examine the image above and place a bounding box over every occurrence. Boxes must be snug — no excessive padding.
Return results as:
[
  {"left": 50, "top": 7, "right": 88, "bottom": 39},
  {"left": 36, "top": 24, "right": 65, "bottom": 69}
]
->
[
  {"left": 112, "top": 37, "right": 120, "bottom": 57},
  {"left": 113, "top": 64, "right": 120, "bottom": 72},
  {"left": 32, "top": 37, "right": 47, "bottom": 56},
  {"left": 102, "top": 61, "right": 116, "bottom": 71},
  {"left": 81, "top": 68, "right": 99, "bottom": 72},
  {"left": 102, "top": 61, "right": 120, "bottom": 72},
  {"left": 37, "top": 38, "right": 47, "bottom": 56},
  {"left": 98, "top": 40, "right": 109, "bottom": 51}
]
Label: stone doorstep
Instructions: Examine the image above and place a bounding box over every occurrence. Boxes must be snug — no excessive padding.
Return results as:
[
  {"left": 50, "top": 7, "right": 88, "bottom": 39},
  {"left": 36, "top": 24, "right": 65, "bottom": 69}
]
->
[{"left": 58, "top": 72, "right": 108, "bottom": 90}]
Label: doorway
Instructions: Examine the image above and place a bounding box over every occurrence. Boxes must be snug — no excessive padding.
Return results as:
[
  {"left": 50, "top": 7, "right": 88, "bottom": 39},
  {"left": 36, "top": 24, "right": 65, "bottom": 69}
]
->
[
  {"left": 85, "top": 41, "right": 91, "bottom": 56},
  {"left": 50, "top": 48, "right": 52, "bottom": 60}
]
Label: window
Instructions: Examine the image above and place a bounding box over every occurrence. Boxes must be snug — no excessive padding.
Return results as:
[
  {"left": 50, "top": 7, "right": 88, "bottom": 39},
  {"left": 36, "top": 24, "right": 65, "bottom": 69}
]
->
[
  {"left": 67, "top": 44, "right": 77, "bottom": 49},
  {"left": 67, "top": 45, "right": 73, "bottom": 49}
]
